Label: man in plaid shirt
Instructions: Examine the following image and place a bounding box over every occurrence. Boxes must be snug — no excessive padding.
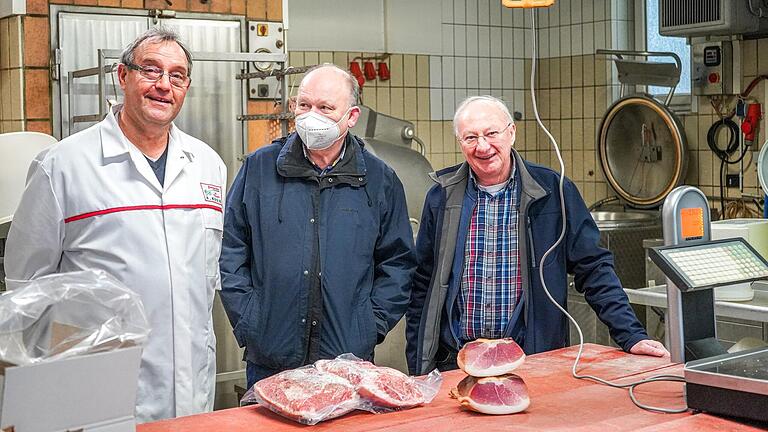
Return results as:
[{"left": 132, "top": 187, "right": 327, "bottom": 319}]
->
[{"left": 406, "top": 96, "right": 668, "bottom": 374}]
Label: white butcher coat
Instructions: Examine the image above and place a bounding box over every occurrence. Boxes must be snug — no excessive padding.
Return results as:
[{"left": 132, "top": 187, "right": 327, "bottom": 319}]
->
[{"left": 5, "top": 106, "right": 226, "bottom": 423}]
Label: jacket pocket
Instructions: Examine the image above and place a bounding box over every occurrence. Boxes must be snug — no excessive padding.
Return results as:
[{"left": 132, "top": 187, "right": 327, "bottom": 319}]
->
[
  {"left": 355, "top": 299, "right": 378, "bottom": 358},
  {"left": 528, "top": 212, "right": 562, "bottom": 268},
  {"left": 203, "top": 210, "right": 224, "bottom": 279},
  {"left": 234, "top": 291, "right": 259, "bottom": 348},
  {"left": 247, "top": 292, "right": 302, "bottom": 370}
]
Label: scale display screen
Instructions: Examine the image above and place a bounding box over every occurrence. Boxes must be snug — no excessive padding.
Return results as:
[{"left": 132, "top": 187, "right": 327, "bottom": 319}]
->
[{"left": 649, "top": 238, "right": 768, "bottom": 291}]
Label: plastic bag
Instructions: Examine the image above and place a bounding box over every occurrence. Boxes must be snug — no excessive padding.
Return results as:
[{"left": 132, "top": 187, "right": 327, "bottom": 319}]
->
[
  {"left": 241, "top": 354, "right": 443, "bottom": 425},
  {"left": 0, "top": 269, "right": 150, "bottom": 365},
  {"left": 243, "top": 365, "right": 360, "bottom": 425}
]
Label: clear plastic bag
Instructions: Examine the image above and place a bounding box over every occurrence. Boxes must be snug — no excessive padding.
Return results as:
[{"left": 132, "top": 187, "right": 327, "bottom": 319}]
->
[
  {"left": 0, "top": 269, "right": 150, "bottom": 365},
  {"left": 241, "top": 354, "right": 443, "bottom": 425},
  {"left": 243, "top": 365, "right": 360, "bottom": 425}
]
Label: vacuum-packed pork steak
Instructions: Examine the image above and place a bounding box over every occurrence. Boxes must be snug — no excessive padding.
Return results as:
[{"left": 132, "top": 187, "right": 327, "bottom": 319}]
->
[
  {"left": 316, "top": 358, "right": 425, "bottom": 408},
  {"left": 253, "top": 367, "right": 358, "bottom": 424}
]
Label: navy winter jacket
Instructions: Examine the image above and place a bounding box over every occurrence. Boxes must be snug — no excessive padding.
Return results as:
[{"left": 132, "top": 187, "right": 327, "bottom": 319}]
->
[
  {"left": 220, "top": 133, "right": 416, "bottom": 376},
  {"left": 406, "top": 150, "right": 648, "bottom": 375}
]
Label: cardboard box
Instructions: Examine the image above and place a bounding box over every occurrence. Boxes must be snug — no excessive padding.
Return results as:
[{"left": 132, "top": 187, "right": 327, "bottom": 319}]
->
[{"left": 0, "top": 346, "right": 142, "bottom": 432}]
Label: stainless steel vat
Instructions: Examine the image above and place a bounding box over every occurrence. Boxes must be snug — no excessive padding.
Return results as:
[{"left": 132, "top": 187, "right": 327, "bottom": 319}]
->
[{"left": 590, "top": 210, "right": 662, "bottom": 289}]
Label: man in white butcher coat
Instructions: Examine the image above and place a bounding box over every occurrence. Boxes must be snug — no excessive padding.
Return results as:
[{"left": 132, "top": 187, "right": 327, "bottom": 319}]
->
[{"left": 4, "top": 28, "right": 225, "bottom": 423}]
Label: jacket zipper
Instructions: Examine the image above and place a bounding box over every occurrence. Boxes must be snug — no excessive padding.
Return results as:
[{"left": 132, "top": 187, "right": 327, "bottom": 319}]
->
[{"left": 527, "top": 216, "right": 537, "bottom": 269}]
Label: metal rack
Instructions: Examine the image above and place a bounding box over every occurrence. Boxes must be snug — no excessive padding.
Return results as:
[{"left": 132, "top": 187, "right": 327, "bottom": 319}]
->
[
  {"left": 234, "top": 64, "right": 316, "bottom": 136},
  {"left": 66, "top": 49, "right": 288, "bottom": 157},
  {"left": 596, "top": 49, "right": 682, "bottom": 106}
]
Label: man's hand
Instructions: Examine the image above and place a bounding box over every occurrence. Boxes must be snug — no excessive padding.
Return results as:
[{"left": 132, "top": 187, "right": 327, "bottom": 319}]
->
[{"left": 629, "top": 339, "right": 669, "bottom": 357}]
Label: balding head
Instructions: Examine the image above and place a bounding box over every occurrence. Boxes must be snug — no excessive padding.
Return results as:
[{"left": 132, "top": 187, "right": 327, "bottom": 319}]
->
[
  {"left": 453, "top": 95, "right": 513, "bottom": 137},
  {"left": 299, "top": 64, "right": 359, "bottom": 109}
]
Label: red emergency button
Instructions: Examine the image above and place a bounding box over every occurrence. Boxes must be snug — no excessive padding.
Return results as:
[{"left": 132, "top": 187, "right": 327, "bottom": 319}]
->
[{"left": 708, "top": 72, "right": 720, "bottom": 84}]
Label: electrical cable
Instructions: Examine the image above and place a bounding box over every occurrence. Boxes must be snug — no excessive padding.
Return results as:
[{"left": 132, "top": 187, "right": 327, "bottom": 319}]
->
[
  {"left": 706, "top": 118, "right": 749, "bottom": 218},
  {"left": 528, "top": 8, "right": 686, "bottom": 414},
  {"left": 748, "top": 0, "right": 765, "bottom": 18}
]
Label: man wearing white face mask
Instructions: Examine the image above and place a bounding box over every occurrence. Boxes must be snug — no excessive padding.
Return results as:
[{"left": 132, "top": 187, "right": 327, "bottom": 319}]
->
[{"left": 220, "top": 64, "right": 416, "bottom": 387}]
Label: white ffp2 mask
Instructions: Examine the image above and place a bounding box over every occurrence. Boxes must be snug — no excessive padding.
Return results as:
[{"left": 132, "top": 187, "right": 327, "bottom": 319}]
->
[{"left": 295, "top": 109, "right": 350, "bottom": 150}]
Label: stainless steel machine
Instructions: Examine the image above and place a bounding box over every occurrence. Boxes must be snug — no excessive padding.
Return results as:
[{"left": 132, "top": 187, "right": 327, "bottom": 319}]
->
[
  {"left": 596, "top": 49, "right": 688, "bottom": 210},
  {"left": 351, "top": 105, "right": 434, "bottom": 231},
  {"left": 590, "top": 211, "right": 661, "bottom": 289}
]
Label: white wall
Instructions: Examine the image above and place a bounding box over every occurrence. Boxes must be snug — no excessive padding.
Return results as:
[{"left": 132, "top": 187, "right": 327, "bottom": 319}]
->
[
  {"left": 386, "top": 0, "right": 442, "bottom": 54},
  {"left": 287, "top": 0, "right": 386, "bottom": 52},
  {"left": 286, "top": 0, "right": 442, "bottom": 54}
]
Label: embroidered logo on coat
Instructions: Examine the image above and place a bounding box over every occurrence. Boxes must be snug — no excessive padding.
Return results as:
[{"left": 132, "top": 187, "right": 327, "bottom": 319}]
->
[{"left": 200, "top": 183, "right": 223, "bottom": 206}]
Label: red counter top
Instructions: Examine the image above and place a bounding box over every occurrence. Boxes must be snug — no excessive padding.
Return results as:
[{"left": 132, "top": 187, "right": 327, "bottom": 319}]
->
[{"left": 138, "top": 343, "right": 763, "bottom": 431}]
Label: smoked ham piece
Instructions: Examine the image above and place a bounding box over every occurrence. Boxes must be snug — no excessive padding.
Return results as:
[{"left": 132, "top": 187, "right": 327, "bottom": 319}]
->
[
  {"left": 457, "top": 338, "right": 526, "bottom": 377},
  {"left": 450, "top": 374, "right": 530, "bottom": 415}
]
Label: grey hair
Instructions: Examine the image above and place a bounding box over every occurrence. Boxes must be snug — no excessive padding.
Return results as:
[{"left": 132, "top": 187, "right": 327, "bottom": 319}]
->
[
  {"left": 453, "top": 95, "right": 514, "bottom": 136},
  {"left": 299, "top": 63, "right": 359, "bottom": 108},
  {"left": 120, "top": 27, "right": 193, "bottom": 76}
]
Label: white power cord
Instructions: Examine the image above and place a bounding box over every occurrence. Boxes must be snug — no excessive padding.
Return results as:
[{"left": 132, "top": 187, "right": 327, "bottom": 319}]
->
[{"left": 527, "top": 8, "right": 687, "bottom": 414}]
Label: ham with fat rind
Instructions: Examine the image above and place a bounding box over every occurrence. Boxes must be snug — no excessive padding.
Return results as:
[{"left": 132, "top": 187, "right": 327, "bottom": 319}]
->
[
  {"left": 457, "top": 338, "right": 526, "bottom": 377},
  {"left": 450, "top": 374, "right": 530, "bottom": 415},
  {"left": 252, "top": 367, "right": 358, "bottom": 425},
  {"left": 316, "top": 357, "right": 425, "bottom": 408}
]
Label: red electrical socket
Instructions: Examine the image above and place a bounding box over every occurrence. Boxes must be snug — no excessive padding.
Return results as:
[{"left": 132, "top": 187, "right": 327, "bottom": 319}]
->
[
  {"left": 349, "top": 61, "right": 365, "bottom": 88},
  {"left": 377, "top": 62, "right": 390, "bottom": 81},
  {"left": 363, "top": 61, "right": 377, "bottom": 81},
  {"left": 742, "top": 103, "right": 762, "bottom": 146}
]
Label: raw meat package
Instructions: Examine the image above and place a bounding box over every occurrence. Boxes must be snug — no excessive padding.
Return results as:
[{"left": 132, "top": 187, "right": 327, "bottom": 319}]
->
[
  {"left": 457, "top": 338, "right": 526, "bottom": 377},
  {"left": 450, "top": 374, "right": 530, "bottom": 415},
  {"left": 316, "top": 356, "right": 436, "bottom": 409},
  {"left": 241, "top": 355, "right": 442, "bottom": 424},
  {"left": 247, "top": 367, "right": 359, "bottom": 425}
]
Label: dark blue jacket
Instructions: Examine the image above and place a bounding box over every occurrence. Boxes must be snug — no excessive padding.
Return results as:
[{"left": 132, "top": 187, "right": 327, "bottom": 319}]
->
[
  {"left": 406, "top": 150, "right": 648, "bottom": 375},
  {"left": 220, "top": 133, "right": 416, "bottom": 377}
]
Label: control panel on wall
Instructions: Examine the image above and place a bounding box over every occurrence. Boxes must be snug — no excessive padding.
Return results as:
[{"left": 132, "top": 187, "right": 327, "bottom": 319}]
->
[
  {"left": 248, "top": 21, "right": 285, "bottom": 100},
  {"left": 691, "top": 40, "right": 740, "bottom": 95}
]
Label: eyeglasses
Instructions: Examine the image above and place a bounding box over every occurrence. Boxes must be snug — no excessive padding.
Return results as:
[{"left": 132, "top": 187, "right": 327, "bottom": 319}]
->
[
  {"left": 459, "top": 122, "right": 512, "bottom": 146},
  {"left": 124, "top": 63, "right": 191, "bottom": 88}
]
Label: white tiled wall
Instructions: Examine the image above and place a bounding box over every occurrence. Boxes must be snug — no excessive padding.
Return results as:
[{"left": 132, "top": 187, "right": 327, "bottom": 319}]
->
[{"left": 428, "top": 0, "right": 625, "bottom": 122}]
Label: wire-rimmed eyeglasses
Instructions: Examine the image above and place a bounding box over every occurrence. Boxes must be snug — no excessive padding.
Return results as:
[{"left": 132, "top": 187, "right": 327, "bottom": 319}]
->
[
  {"left": 124, "top": 63, "right": 191, "bottom": 89},
  {"left": 459, "top": 122, "right": 513, "bottom": 146}
]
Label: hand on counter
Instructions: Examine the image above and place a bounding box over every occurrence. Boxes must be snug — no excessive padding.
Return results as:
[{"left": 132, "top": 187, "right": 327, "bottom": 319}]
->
[{"left": 629, "top": 339, "right": 670, "bottom": 357}]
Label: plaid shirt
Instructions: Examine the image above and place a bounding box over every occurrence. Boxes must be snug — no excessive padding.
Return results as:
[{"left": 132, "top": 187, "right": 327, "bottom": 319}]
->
[{"left": 458, "top": 168, "right": 522, "bottom": 341}]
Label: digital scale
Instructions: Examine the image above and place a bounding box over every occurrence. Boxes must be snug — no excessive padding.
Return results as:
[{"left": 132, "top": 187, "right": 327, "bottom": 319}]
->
[
  {"left": 649, "top": 186, "right": 768, "bottom": 423},
  {"left": 685, "top": 346, "right": 768, "bottom": 422},
  {"left": 650, "top": 238, "right": 768, "bottom": 294}
]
